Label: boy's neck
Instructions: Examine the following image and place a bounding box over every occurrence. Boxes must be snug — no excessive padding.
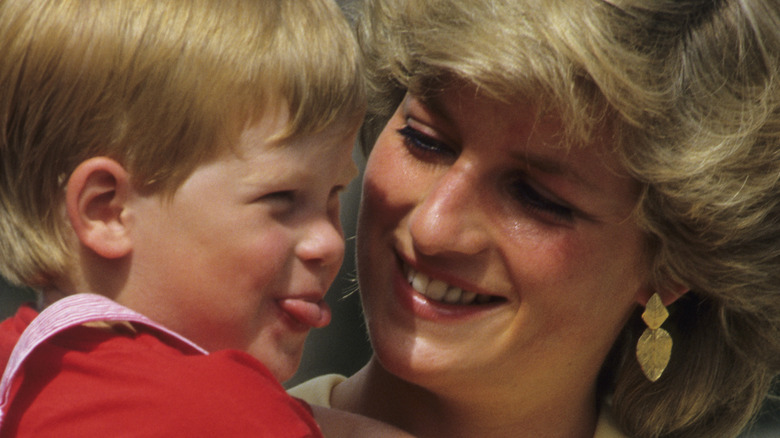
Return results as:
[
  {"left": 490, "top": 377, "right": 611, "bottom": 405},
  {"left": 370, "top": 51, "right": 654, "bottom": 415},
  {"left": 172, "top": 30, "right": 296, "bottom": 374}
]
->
[{"left": 40, "top": 288, "right": 69, "bottom": 310}]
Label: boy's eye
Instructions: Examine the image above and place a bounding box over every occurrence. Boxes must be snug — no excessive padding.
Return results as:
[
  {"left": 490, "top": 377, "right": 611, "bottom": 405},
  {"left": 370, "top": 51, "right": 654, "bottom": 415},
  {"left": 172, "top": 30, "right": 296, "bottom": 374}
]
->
[
  {"left": 261, "top": 190, "right": 295, "bottom": 203},
  {"left": 258, "top": 190, "right": 298, "bottom": 217},
  {"left": 397, "top": 125, "right": 457, "bottom": 160},
  {"left": 509, "top": 178, "right": 574, "bottom": 223}
]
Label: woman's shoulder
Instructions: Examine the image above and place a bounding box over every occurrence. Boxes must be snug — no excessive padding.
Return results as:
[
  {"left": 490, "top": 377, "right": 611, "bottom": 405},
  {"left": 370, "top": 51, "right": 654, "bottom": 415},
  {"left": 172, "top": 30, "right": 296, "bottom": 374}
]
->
[
  {"left": 290, "top": 375, "right": 417, "bottom": 438},
  {"left": 288, "top": 373, "right": 347, "bottom": 408}
]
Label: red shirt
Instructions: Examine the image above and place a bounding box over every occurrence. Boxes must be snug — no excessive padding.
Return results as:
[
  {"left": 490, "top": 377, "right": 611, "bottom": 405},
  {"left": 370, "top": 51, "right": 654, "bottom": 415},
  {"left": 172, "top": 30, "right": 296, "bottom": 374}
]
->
[{"left": 0, "top": 305, "right": 322, "bottom": 437}]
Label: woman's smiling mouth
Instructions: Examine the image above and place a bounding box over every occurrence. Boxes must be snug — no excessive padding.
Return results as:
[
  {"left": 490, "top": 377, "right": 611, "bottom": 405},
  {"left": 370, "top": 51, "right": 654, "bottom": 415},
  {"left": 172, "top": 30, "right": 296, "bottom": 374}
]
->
[{"left": 404, "top": 264, "right": 504, "bottom": 305}]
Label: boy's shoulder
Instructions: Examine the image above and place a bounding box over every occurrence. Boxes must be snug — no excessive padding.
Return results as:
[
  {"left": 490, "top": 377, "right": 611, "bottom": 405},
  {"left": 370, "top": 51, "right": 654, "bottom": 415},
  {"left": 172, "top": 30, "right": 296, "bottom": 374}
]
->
[
  {"left": 0, "top": 297, "right": 321, "bottom": 437},
  {"left": 0, "top": 304, "right": 38, "bottom": 372}
]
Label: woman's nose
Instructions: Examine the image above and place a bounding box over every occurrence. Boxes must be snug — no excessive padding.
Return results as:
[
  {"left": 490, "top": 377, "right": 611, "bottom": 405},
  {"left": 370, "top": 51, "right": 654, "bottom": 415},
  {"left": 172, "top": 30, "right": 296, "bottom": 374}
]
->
[
  {"left": 408, "top": 166, "right": 489, "bottom": 257},
  {"left": 296, "top": 215, "right": 345, "bottom": 268}
]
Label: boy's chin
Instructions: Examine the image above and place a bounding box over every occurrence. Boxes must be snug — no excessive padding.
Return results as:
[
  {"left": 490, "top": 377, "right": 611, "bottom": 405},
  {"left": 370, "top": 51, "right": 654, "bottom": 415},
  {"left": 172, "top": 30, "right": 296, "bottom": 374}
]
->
[{"left": 254, "top": 348, "right": 305, "bottom": 383}]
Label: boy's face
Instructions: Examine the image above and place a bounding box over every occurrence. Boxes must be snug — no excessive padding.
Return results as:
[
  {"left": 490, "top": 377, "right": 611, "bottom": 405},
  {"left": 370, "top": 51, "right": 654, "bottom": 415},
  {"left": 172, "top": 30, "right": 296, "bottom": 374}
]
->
[{"left": 121, "top": 109, "right": 357, "bottom": 381}]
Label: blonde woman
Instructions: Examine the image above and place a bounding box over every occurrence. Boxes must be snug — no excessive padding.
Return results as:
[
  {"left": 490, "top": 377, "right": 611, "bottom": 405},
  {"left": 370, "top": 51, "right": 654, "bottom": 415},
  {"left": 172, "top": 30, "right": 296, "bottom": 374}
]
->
[{"left": 291, "top": 0, "right": 780, "bottom": 436}]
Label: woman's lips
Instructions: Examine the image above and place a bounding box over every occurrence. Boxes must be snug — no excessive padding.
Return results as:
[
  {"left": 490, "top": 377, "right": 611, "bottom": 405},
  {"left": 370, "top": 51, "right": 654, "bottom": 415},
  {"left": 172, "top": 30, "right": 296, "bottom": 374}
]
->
[
  {"left": 393, "top": 258, "right": 506, "bottom": 320},
  {"left": 406, "top": 266, "right": 498, "bottom": 305}
]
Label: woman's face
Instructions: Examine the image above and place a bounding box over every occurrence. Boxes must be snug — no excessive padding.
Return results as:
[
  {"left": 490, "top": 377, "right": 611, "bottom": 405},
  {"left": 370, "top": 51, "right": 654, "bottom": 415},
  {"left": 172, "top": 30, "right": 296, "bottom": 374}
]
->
[{"left": 357, "top": 85, "right": 650, "bottom": 403}]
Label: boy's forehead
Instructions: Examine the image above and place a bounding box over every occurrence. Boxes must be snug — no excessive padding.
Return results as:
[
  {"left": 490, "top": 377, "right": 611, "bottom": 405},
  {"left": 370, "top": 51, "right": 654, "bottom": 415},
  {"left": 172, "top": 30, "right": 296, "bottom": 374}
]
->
[
  {"left": 240, "top": 98, "right": 360, "bottom": 141},
  {"left": 231, "top": 129, "right": 357, "bottom": 187},
  {"left": 235, "top": 111, "right": 356, "bottom": 156}
]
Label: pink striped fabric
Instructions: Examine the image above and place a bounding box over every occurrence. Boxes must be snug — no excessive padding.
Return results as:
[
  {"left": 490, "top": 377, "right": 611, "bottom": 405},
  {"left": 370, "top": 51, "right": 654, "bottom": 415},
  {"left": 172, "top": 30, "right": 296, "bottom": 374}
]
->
[{"left": 0, "top": 293, "right": 208, "bottom": 426}]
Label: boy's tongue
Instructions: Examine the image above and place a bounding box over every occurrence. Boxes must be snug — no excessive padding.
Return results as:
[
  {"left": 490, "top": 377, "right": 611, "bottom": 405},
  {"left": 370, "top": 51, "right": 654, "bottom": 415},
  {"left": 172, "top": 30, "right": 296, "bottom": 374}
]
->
[{"left": 278, "top": 298, "right": 331, "bottom": 328}]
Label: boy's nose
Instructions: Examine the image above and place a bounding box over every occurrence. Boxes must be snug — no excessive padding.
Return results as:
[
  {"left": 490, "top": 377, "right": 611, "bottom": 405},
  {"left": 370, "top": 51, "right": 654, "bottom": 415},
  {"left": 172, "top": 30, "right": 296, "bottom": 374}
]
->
[{"left": 296, "top": 216, "right": 345, "bottom": 268}]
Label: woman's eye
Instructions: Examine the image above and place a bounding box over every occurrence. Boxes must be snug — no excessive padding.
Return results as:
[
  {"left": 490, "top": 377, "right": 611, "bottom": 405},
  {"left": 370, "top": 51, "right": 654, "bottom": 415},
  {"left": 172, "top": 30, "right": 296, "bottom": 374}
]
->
[
  {"left": 510, "top": 179, "right": 574, "bottom": 223},
  {"left": 397, "top": 125, "right": 456, "bottom": 159}
]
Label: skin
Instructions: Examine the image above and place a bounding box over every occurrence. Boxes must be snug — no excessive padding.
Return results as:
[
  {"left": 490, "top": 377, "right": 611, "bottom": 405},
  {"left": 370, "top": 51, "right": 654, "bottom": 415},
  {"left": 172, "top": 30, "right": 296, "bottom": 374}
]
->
[
  {"left": 333, "top": 85, "right": 656, "bottom": 438},
  {"left": 65, "top": 106, "right": 357, "bottom": 382}
]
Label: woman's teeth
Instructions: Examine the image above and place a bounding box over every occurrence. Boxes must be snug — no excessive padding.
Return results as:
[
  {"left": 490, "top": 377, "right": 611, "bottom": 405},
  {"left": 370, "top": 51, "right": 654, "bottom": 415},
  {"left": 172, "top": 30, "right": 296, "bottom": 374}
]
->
[{"left": 406, "top": 267, "right": 492, "bottom": 305}]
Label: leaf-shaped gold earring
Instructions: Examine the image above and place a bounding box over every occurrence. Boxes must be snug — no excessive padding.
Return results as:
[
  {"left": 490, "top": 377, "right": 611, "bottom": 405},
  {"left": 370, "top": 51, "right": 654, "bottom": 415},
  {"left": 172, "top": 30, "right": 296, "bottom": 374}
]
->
[{"left": 636, "top": 293, "right": 672, "bottom": 382}]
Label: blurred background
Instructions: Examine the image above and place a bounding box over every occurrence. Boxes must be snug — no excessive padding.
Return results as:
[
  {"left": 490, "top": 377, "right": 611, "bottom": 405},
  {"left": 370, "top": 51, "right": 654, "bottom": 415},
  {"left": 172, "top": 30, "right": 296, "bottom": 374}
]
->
[{"left": 0, "top": 0, "right": 777, "bottom": 435}]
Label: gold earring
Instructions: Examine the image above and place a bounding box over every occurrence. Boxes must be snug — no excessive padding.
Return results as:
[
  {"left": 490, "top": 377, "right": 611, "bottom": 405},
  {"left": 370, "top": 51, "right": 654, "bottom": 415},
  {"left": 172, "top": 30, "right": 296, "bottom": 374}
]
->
[{"left": 636, "top": 293, "right": 672, "bottom": 382}]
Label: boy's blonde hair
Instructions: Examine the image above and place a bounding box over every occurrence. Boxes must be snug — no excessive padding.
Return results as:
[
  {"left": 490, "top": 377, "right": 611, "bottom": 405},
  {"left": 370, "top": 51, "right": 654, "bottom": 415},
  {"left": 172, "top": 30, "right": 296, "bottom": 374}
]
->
[
  {"left": 357, "top": 0, "right": 780, "bottom": 436},
  {"left": 0, "top": 0, "right": 365, "bottom": 288}
]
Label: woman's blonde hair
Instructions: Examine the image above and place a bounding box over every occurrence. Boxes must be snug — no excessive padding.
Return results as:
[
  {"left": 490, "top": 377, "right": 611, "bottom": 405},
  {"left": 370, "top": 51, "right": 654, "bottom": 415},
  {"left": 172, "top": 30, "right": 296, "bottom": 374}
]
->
[
  {"left": 0, "top": 0, "right": 365, "bottom": 288},
  {"left": 356, "top": 0, "right": 780, "bottom": 436}
]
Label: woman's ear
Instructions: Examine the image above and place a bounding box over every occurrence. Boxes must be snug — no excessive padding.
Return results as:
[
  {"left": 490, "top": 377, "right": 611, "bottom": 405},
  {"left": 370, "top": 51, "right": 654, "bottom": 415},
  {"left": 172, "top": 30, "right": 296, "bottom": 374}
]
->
[{"left": 66, "top": 157, "right": 133, "bottom": 259}]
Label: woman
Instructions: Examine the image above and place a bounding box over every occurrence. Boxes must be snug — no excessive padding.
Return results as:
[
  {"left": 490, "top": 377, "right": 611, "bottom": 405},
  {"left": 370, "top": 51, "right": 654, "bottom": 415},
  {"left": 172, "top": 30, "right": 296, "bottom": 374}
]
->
[{"left": 291, "top": 0, "right": 780, "bottom": 436}]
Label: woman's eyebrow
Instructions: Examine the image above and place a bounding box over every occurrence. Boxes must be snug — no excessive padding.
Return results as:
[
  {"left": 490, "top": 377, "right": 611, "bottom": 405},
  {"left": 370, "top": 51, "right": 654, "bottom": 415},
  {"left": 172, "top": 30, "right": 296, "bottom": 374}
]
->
[
  {"left": 511, "top": 150, "right": 600, "bottom": 193},
  {"left": 405, "top": 94, "right": 456, "bottom": 126}
]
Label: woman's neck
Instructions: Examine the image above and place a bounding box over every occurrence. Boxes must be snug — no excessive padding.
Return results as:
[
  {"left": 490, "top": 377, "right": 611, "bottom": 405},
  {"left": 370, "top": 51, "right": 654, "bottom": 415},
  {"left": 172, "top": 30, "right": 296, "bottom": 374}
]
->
[{"left": 332, "top": 356, "right": 599, "bottom": 438}]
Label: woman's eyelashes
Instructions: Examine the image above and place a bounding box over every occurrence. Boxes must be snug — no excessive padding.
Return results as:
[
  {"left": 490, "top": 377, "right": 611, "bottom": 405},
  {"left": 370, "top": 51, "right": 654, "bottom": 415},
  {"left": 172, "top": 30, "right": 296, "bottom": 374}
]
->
[
  {"left": 397, "top": 125, "right": 457, "bottom": 160},
  {"left": 509, "top": 178, "right": 575, "bottom": 223}
]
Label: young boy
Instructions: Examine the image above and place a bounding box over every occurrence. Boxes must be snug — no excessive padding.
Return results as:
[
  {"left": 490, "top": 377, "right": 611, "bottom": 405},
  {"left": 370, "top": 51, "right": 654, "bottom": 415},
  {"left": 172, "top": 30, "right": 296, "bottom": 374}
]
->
[{"left": 0, "top": 0, "right": 408, "bottom": 436}]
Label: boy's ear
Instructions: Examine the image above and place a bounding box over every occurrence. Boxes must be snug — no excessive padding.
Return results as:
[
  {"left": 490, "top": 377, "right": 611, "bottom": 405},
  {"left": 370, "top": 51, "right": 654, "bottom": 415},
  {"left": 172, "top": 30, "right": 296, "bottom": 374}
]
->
[
  {"left": 66, "top": 157, "right": 133, "bottom": 259},
  {"left": 636, "top": 282, "right": 690, "bottom": 307}
]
